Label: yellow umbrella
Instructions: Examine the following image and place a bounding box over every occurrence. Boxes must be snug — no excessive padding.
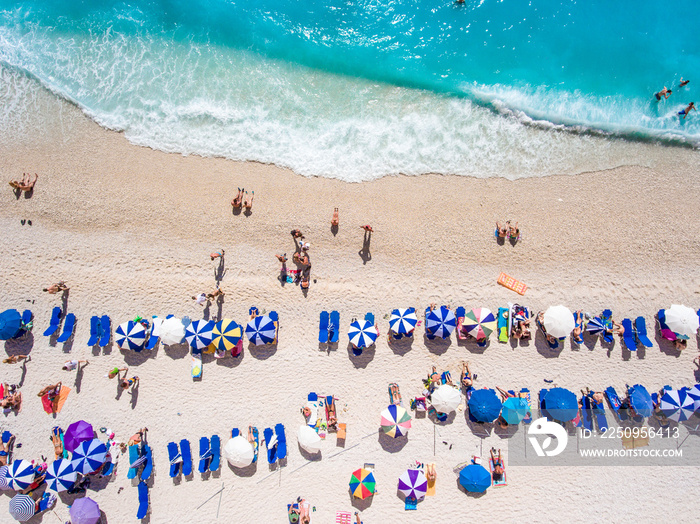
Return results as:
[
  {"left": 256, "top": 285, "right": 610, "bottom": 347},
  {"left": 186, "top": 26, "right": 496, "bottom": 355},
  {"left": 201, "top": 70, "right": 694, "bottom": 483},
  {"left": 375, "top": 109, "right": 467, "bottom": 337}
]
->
[{"left": 207, "top": 319, "right": 242, "bottom": 354}]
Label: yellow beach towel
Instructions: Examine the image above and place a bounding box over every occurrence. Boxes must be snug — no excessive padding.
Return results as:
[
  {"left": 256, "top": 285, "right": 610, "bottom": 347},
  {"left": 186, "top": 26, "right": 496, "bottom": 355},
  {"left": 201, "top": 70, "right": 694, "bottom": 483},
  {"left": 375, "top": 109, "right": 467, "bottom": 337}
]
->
[
  {"left": 426, "top": 463, "right": 436, "bottom": 496},
  {"left": 497, "top": 272, "right": 528, "bottom": 295}
]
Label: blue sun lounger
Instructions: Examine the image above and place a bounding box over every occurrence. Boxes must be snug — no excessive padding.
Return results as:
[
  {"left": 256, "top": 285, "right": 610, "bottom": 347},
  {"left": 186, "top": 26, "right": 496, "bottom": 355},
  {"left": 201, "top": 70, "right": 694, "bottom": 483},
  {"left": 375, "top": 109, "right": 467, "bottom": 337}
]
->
[
  {"left": 167, "top": 442, "right": 180, "bottom": 478},
  {"left": 57, "top": 313, "right": 76, "bottom": 343},
  {"left": 621, "top": 319, "right": 637, "bottom": 351},
  {"left": 180, "top": 439, "right": 192, "bottom": 476},
  {"left": 198, "top": 437, "right": 211, "bottom": 473},
  {"left": 263, "top": 427, "right": 277, "bottom": 464},
  {"left": 318, "top": 311, "right": 329, "bottom": 343},
  {"left": 590, "top": 395, "right": 609, "bottom": 432},
  {"left": 43, "top": 307, "right": 62, "bottom": 337},
  {"left": 99, "top": 315, "right": 111, "bottom": 347},
  {"left": 127, "top": 445, "right": 141, "bottom": 479},
  {"left": 137, "top": 481, "right": 149, "bottom": 519},
  {"left": 329, "top": 311, "right": 340, "bottom": 343},
  {"left": 19, "top": 310, "right": 33, "bottom": 335},
  {"left": 604, "top": 386, "right": 626, "bottom": 420},
  {"left": 581, "top": 395, "right": 593, "bottom": 432},
  {"left": 145, "top": 318, "right": 160, "bottom": 350},
  {"left": 140, "top": 445, "right": 153, "bottom": 481},
  {"left": 521, "top": 388, "right": 532, "bottom": 424},
  {"left": 209, "top": 435, "right": 221, "bottom": 471},
  {"left": 634, "top": 317, "right": 653, "bottom": 347},
  {"left": 275, "top": 424, "right": 287, "bottom": 461},
  {"left": 87, "top": 316, "right": 100, "bottom": 346},
  {"left": 538, "top": 389, "right": 549, "bottom": 418}
]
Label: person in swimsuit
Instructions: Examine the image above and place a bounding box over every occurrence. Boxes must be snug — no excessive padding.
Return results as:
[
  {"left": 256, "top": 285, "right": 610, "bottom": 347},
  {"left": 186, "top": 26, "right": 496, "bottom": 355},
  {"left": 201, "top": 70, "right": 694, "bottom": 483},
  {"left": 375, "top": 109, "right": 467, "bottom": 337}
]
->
[
  {"left": 679, "top": 102, "right": 696, "bottom": 119},
  {"left": 210, "top": 249, "right": 224, "bottom": 261},
  {"left": 360, "top": 225, "right": 374, "bottom": 233},
  {"left": 9, "top": 173, "right": 37, "bottom": 192},
  {"left": 654, "top": 87, "right": 671, "bottom": 100},
  {"left": 461, "top": 362, "right": 474, "bottom": 390},
  {"left": 490, "top": 448, "right": 504, "bottom": 481},
  {"left": 331, "top": 207, "right": 339, "bottom": 227},
  {"left": 206, "top": 286, "right": 224, "bottom": 300},
  {"left": 243, "top": 190, "right": 254, "bottom": 210},
  {"left": 3, "top": 354, "right": 29, "bottom": 364},
  {"left": 43, "top": 281, "right": 69, "bottom": 294},
  {"left": 62, "top": 360, "right": 88, "bottom": 371},
  {"left": 106, "top": 366, "right": 128, "bottom": 379},
  {"left": 507, "top": 221, "right": 519, "bottom": 241},
  {"left": 288, "top": 503, "right": 301, "bottom": 523},
  {"left": 0, "top": 432, "right": 14, "bottom": 466},
  {"left": 231, "top": 188, "right": 244, "bottom": 208},
  {"left": 291, "top": 229, "right": 304, "bottom": 239},
  {"left": 121, "top": 376, "right": 139, "bottom": 390},
  {"left": 495, "top": 221, "right": 507, "bottom": 238},
  {"left": 573, "top": 310, "right": 584, "bottom": 343},
  {"left": 1, "top": 386, "right": 22, "bottom": 412},
  {"left": 276, "top": 253, "right": 288, "bottom": 264},
  {"left": 680, "top": 78, "right": 690, "bottom": 88}
]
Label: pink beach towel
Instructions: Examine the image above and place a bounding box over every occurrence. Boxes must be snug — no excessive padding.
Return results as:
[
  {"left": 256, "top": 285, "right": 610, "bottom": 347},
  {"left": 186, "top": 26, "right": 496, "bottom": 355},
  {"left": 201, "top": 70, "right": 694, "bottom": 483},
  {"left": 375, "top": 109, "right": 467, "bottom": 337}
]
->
[{"left": 336, "top": 511, "right": 352, "bottom": 524}]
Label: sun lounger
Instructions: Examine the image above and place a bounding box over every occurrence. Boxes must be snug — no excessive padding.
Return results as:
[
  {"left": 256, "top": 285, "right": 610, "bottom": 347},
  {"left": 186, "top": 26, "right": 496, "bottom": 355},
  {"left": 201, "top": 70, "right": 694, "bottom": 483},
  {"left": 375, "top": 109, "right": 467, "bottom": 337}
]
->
[
  {"left": 318, "top": 311, "right": 329, "bottom": 343},
  {"left": 145, "top": 317, "right": 161, "bottom": 350},
  {"left": 604, "top": 386, "right": 626, "bottom": 420},
  {"left": 275, "top": 424, "right": 287, "bottom": 461},
  {"left": 57, "top": 313, "right": 76, "bottom": 343},
  {"left": 180, "top": 439, "right": 192, "bottom": 476},
  {"left": 590, "top": 395, "right": 609, "bottom": 432},
  {"left": 263, "top": 427, "right": 277, "bottom": 464},
  {"left": 140, "top": 445, "right": 153, "bottom": 481},
  {"left": 128, "top": 445, "right": 141, "bottom": 479},
  {"left": 521, "top": 388, "right": 532, "bottom": 424},
  {"left": 206, "top": 435, "right": 220, "bottom": 471},
  {"left": 99, "top": 315, "right": 111, "bottom": 347},
  {"left": 86, "top": 316, "right": 100, "bottom": 346},
  {"left": 581, "top": 395, "right": 593, "bottom": 432},
  {"left": 251, "top": 427, "right": 259, "bottom": 463},
  {"left": 137, "top": 481, "right": 149, "bottom": 519},
  {"left": 18, "top": 309, "right": 33, "bottom": 335},
  {"left": 43, "top": 307, "right": 62, "bottom": 336},
  {"left": 634, "top": 317, "right": 653, "bottom": 347},
  {"left": 329, "top": 311, "right": 340, "bottom": 343},
  {"left": 199, "top": 437, "right": 211, "bottom": 473},
  {"left": 538, "top": 389, "right": 549, "bottom": 418},
  {"left": 497, "top": 307, "right": 509, "bottom": 342},
  {"left": 621, "top": 319, "right": 636, "bottom": 351},
  {"left": 167, "top": 442, "right": 180, "bottom": 478}
]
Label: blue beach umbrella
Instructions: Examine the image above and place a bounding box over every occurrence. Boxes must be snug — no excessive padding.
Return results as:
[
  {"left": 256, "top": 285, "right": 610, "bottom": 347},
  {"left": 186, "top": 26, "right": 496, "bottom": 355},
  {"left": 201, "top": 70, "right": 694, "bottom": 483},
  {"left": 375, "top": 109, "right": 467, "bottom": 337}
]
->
[
  {"left": 0, "top": 309, "right": 22, "bottom": 340},
  {"left": 660, "top": 389, "right": 695, "bottom": 422},
  {"left": 426, "top": 307, "right": 456, "bottom": 339},
  {"left": 45, "top": 458, "right": 77, "bottom": 493},
  {"left": 71, "top": 438, "right": 107, "bottom": 475},
  {"left": 628, "top": 384, "right": 653, "bottom": 418},
  {"left": 686, "top": 384, "right": 700, "bottom": 411},
  {"left": 8, "top": 493, "right": 35, "bottom": 521},
  {"left": 459, "top": 463, "right": 491, "bottom": 493},
  {"left": 185, "top": 319, "right": 215, "bottom": 350},
  {"left": 585, "top": 317, "right": 606, "bottom": 336},
  {"left": 115, "top": 321, "right": 146, "bottom": 351},
  {"left": 542, "top": 388, "right": 579, "bottom": 422},
  {"left": 467, "top": 389, "right": 503, "bottom": 423},
  {"left": 389, "top": 308, "right": 418, "bottom": 335},
  {"left": 501, "top": 396, "right": 529, "bottom": 425},
  {"left": 0, "top": 465, "right": 9, "bottom": 490},
  {"left": 6, "top": 459, "right": 34, "bottom": 491},
  {"left": 245, "top": 315, "right": 276, "bottom": 345},
  {"left": 348, "top": 320, "right": 377, "bottom": 348}
]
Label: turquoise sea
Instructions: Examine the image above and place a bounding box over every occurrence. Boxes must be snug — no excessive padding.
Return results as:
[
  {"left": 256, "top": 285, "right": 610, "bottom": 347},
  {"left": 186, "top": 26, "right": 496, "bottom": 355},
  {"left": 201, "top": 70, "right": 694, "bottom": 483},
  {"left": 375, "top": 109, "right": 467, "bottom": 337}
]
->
[{"left": 0, "top": 0, "right": 697, "bottom": 180}]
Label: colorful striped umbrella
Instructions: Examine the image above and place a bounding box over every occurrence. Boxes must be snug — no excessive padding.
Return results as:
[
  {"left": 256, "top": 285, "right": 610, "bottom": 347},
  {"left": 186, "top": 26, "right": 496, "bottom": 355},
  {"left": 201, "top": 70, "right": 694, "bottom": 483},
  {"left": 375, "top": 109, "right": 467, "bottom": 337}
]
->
[
  {"left": 543, "top": 305, "right": 575, "bottom": 338},
  {"left": 208, "top": 319, "right": 242, "bottom": 352},
  {"left": 185, "top": 319, "right": 215, "bottom": 350},
  {"left": 45, "top": 458, "right": 77, "bottom": 493},
  {"left": 463, "top": 308, "right": 497, "bottom": 340},
  {"left": 665, "top": 304, "right": 699, "bottom": 338},
  {"left": 686, "top": 384, "right": 700, "bottom": 411},
  {"left": 501, "top": 396, "right": 529, "bottom": 425},
  {"left": 459, "top": 464, "right": 491, "bottom": 493},
  {"left": 115, "top": 321, "right": 146, "bottom": 351},
  {"left": 426, "top": 306, "right": 456, "bottom": 339},
  {"left": 245, "top": 315, "right": 276, "bottom": 345},
  {"left": 468, "top": 388, "right": 503, "bottom": 422},
  {"left": 627, "top": 384, "right": 653, "bottom": 418},
  {"left": 397, "top": 469, "right": 428, "bottom": 500},
  {"left": 348, "top": 320, "right": 377, "bottom": 348},
  {"left": 65, "top": 420, "right": 94, "bottom": 453},
  {"left": 0, "top": 465, "right": 9, "bottom": 490},
  {"left": 380, "top": 404, "right": 412, "bottom": 438},
  {"left": 389, "top": 308, "right": 418, "bottom": 335},
  {"left": 349, "top": 468, "right": 376, "bottom": 499},
  {"left": 6, "top": 460, "right": 34, "bottom": 491},
  {"left": 71, "top": 438, "right": 107, "bottom": 474},
  {"left": 431, "top": 385, "right": 462, "bottom": 413},
  {"left": 543, "top": 388, "right": 579, "bottom": 422},
  {"left": 8, "top": 493, "right": 35, "bottom": 521},
  {"left": 660, "top": 389, "right": 695, "bottom": 422}
]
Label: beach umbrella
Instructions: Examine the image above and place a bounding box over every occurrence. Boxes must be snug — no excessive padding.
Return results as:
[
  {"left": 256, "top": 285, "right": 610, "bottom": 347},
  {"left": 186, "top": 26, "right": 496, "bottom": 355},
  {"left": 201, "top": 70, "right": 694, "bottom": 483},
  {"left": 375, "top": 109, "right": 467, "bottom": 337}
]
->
[
  {"left": 223, "top": 437, "right": 254, "bottom": 468},
  {"left": 297, "top": 425, "right": 322, "bottom": 453},
  {"left": 389, "top": 308, "right": 418, "bottom": 335},
  {"left": 69, "top": 497, "right": 101, "bottom": 524},
  {"left": 459, "top": 464, "right": 491, "bottom": 493},
  {"left": 8, "top": 494, "right": 35, "bottom": 521},
  {"left": 349, "top": 468, "right": 376, "bottom": 499},
  {"left": 660, "top": 389, "right": 695, "bottom": 422},
  {"left": 0, "top": 309, "right": 22, "bottom": 340},
  {"left": 686, "top": 384, "right": 700, "bottom": 411},
  {"left": 64, "top": 420, "right": 94, "bottom": 453},
  {"left": 71, "top": 438, "right": 107, "bottom": 475},
  {"left": 185, "top": 319, "right": 215, "bottom": 350},
  {"left": 431, "top": 385, "right": 462, "bottom": 414},
  {"left": 397, "top": 469, "right": 428, "bottom": 500},
  {"left": 468, "top": 389, "right": 503, "bottom": 422},
  {"left": 348, "top": 320, "right": 377, "bottom": 348},
  {"left": 664, "top": 305, "right": 699, "bottom": 338},
  {"left": 380, "top": 404, "right": 412, "bottom": 438},
  {"left": 543, "top": 305, "right": 575, "bottom": 338},
  {"left": 586, "top": 317, "right": 606, "bottom": 335},
  {"left": 0, "top": 465, "right": 9, "bottom": 490},
  {"left": 45, "top": 458, "right": 77, "bottom": 493},
  {"left": 426, "top": 307, "right": 456, "bottom": 339},
  {"left": 209, "top": 319, "right": 242, "bottom": 352},
  {"left": 115, "top": 320, "right": 147, "bottom": 351},
  {"left": 628, "top": 384, "right": 654, "bottom": 418},
  {"left": 6, "top": 460, "right": 34, "bottom": 491},
  {"left": 501, "top": 396, "right": 529, "bottom": 425},
  {"left": 245, "top": 315, "right": 276, "bottom": 345},
  {"left": 463, "top": 308, "right": 497, "bottom": 340},
  {"left": 543, "top": 388, "right": 579, "bottom": 422},
  {"left": 159, "top": 317, "right": 185, "bottom": 346}
]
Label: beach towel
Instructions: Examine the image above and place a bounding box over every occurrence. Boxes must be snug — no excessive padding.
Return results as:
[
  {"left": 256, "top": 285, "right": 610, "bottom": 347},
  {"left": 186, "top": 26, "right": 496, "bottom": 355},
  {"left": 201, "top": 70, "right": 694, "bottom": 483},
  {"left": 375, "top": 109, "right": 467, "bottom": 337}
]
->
[
  {"left": 335, "top": 512, "right": 352, "bottom": 524},
  {"left": 497, "top": 272, "right": 528, "bottom": 295},
  {"left": 426, "top": 463, "right": 436, "bottom": 496},
  {"left": 489, "top": 458, "right": 507, "bottom": 486},
  {"left": 42, "top": 386, "right": 71, "bottom": 414}
]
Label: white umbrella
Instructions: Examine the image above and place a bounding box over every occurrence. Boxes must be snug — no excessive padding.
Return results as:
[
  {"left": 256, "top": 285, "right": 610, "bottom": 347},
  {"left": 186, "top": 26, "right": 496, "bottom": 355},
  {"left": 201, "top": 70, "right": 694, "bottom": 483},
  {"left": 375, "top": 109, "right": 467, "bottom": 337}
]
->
[
  {"left": 665, "top": 305, "right": 699, "bottom": 338},
  {"left": 297, "top": 425, "right": 321, "bottom": 453},
  {"left": 431, "top": 385, "right": 462, "bottom": 413},
  {"left": 159, "top": 317, "right": 185, "bottom": 346},
  {"left": 543, "top": 305, "right": 575, "bottom": 338},
  {"left": 223, "top": 436, "right": 254, "bottom": 468}
]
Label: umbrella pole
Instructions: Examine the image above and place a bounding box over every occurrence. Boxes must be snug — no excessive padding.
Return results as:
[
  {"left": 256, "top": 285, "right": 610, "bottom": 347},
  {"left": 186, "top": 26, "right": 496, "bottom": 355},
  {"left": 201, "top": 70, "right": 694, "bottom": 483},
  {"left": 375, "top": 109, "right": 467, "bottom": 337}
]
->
[
  {"left": 197, "top": 483, "right": 226, "bottom": 510},
  {"left": 216, "top": 482, "right": 224, "bottom": 518}
]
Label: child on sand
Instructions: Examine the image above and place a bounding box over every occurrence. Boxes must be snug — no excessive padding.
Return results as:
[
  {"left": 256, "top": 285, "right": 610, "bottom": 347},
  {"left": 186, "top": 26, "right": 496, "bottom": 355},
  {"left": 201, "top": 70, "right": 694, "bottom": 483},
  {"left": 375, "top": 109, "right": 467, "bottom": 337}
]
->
[{"left": 62, "top": 360, "right": 88, "bottom": 371}]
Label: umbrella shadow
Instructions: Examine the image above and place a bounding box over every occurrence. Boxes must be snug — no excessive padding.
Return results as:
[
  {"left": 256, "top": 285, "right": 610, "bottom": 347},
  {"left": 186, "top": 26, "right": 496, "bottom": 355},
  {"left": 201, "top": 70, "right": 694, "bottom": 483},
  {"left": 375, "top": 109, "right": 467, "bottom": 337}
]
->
[
  {"left": 298, "top": 447, "right": 322, "bottom": 462},
  {"left": 4, "top": 333, "right": 34, "bottom": 356},
  {"left": 493, "top": 422, "right": 520, "bottom": 439},
  {"left": 216, "top": 351, "right": 244, "bottom": 368},
  {"left": 457, "top": 478, "right": 488, "bottom": 498},
  {"left": 349, "top": 489, "right": 374, "bottom": 511},
  {"left": 122, "top": 348, "right": 156, "bottom": 366},
  {"left": 227, "top": 461, "right": 257, "bottom": 478},
  {"left": 163, "top": 343, "right": 190, "bottom": 360},
  {"left": 428, "top": 410, "right": 456, "bottom": 426},
  {"left": 377, "top": 430, "right": 409, "bottom": 453},
  {"left": 248, "top": 343, "right": 277, "bottom": 360},
  {"left": 388, "top": 335, "right": 413, "bottom": 356},
  {"left": 347, "top": 344, "right": 375, "bottom": 368},
  {"left": 358, "top": 231, "right": 372, "bottom": 264},
  {"left": 461, "top": 338, "right": 489, "bottom": 354},
  {"left": 465, "top": 416, "right": 493, "bottom": 439},
  {"left": 534, "top": 331, "right": 563, "bottom": 358},
  {"left": 423, "top": 335, "right": 451, "bottom": 355}
]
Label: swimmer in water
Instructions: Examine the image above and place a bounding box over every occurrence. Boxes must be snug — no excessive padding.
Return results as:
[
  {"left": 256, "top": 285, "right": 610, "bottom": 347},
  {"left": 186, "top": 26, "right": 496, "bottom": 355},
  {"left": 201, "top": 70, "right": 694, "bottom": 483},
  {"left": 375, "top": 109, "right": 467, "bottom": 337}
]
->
[
  {"left": 678, "top": 102, "right": 696, "bottom": 119},
  {"left": 679, "top": 77, "right": 690, "bottom": 88},
  {"left": 654, "top": 87, "right": 671, "bottom": 101}
]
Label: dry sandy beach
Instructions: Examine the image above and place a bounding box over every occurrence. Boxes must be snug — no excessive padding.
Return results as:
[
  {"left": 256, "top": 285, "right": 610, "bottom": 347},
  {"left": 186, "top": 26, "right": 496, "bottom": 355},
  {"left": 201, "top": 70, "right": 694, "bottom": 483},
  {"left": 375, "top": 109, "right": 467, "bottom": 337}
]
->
[{"left": 1, "top": 87, "right": 699, "bottom": 523}]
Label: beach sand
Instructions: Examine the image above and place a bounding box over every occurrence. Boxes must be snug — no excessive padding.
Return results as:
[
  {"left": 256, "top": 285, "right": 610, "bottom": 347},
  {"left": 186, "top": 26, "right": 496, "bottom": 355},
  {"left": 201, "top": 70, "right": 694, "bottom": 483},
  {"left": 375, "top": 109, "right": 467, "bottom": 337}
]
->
[{"left": 0, "top": 87, "right": 699, "bottom": 523}]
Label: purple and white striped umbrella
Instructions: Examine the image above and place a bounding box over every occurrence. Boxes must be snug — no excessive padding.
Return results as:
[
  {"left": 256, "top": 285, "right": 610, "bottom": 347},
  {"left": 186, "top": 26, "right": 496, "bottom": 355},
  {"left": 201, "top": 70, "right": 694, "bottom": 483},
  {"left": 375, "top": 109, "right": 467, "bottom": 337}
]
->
[
  {"left": 71, "top": 438, "right": 108, "bottom": 474},
  {"left": 397, "top": 468, "right": 428, "bottom": 500}
]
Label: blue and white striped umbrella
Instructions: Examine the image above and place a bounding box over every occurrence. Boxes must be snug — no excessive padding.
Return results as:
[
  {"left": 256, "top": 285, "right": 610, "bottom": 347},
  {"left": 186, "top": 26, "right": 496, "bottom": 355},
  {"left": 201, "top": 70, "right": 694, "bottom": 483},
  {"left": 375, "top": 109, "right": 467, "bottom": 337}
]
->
[
  {"left": 8, "top": 493, "right": 35, "bottom": 521},
  {"left": 426, "top": 307, "right": 456, "bottom": 339},
  {"left": 0, "top": 465, "right": 9, "bottom": 490},
  {"left": 184, "top": 319, "right": 215, "bottom": 350},
  {"left": 686, "top": 384, "right": 700, "bottom": 412},
  {"left": 71, "top": 438, "right": 108, "bottom": 474},
  {"left": 586, "top": 317, "right": 606, "bottom": 335},
  {"left": 115, "top": 321, "right": 147, "bottom": 351},
  {"left": 6, "top": 460, "right": 34, "bottom": 491},
  {"left": 389, "top": 308, "right": 418, "bottom": 335},
  {"left": 660, "top": 389, "right": 695, "bottom": 422},
  {"left": 245, "top": 315, "right": 276, "bottom": 345},
  {"left": 45, "top": 458, "right": 77, "bottom": 493},
  {"left": 348, "top": 320, "right": 378, "bottom": 348}
]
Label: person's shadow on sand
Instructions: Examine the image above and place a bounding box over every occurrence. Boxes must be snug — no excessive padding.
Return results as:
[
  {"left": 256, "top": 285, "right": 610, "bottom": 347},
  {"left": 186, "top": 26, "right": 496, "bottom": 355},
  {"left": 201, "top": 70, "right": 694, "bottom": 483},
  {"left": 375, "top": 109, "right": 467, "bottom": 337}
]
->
[{"left": 358, "top": 231, "right": 372, "bottom": 264}]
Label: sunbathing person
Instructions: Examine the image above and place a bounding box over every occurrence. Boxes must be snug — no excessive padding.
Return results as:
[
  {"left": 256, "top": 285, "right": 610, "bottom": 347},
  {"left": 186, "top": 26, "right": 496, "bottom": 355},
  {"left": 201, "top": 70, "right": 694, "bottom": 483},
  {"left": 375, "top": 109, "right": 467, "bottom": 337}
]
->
[
  {"left": 491, "top": 448, "right": 504, "bottom": 481},
  {"left": 536, "top": 311, "right": 557, "bottom": 345},
  {"left": 326, "top": 397, "right": 338, "bottom": 429},
  {"left": 507, "top": 220, "right": 519, "bottom": 241},
  {"left": 38, "top": 382, "right": 62, "bottom": 399},
  {"left": 674, "top": 338, "right": 687, "bottom": 351},
  {"left": 331, "top": 207, "right": 339, "bottom": 227},
  {"left": 43, "top": 281, "right": 69, "bottom": 294},
  {"left": 51, "top": 427, "right": 64, "bottom": 459},
  {"left": 573, "top": 310, "right": 584, "bottom": 344},
  {"left": 231, "top": 188, "right": 244, "bottom": 208},
  {"left": 288, "top": 502, "right": 301, "bottom": 523},
  {"left": 390, "top": 383, "right": 401, "bottom": 405},
  {"left": 243, "top": 190, "right": 254, "bottom": 210},
  {"left": 3, "top": 354, "right": 29, "bottom": 364},
  {"left": 429, "top": 366, "right": 441, "bottom": 388},
  {"left": 461, "top": 362, "right": 474, "bottom": 391},
  {"left": 121, "top": 376, "right": 139, "bottom": 390},
  {"left": 299, "top": 499, "right": 311, "bottom": 524},
  {"left": 0, "top": 431, "right": 14, "bottom": 466},
  {"left": 9, "top": 172, "right": 38, "bottom": 192},
  {"left": 442, "top": 371, "right": 454, "bottom": 386},
  {"left": 425, "top": 463, "right": 436, "bottom": 482},
  {"left": 1, "top": 388, "right": 22, "bottom": 412},
  {"left": 496, "top": 387, "right": 516, "bottom": 402},
  {"left": 495, "top": 221, "right": 507, "bottom": 238},
  {"left": 128, "top": 428, "right": 148, "bottom": 447}
]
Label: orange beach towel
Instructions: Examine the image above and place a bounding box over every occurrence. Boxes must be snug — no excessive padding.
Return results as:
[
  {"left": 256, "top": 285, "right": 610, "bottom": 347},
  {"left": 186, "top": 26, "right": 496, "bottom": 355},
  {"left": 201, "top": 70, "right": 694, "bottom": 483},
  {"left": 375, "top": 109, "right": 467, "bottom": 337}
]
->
[
  {"left": 42, "top": 386, "right": 71, "bottom": 414},
  {"left": 497, "top": 272, "right": 528, "bottom": 295}
]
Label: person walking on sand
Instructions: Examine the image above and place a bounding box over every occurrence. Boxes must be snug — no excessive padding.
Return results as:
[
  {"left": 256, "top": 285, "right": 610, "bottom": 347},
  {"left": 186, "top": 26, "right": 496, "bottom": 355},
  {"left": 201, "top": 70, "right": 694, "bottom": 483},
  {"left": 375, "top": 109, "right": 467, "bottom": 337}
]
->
[
  {"left": 291, "top": 229, "right": 304, "bottom": 239},
  {"left": 207, "top": 286, "right": 224, "bottom": 300},
  {"left": 360, "top": 225, "right": 373, "bottom": 233},
  {"left": 62, "top": 360, "right": 88, "bottom": 372},
  {"left": 192, "top": 292, "right": 208, "bottom": 306},
  {"left": 244, "top": 190, "right": 254, "bottom": 211},
  {"left": 210, "top": 249, "right": 224, "bottom": 261},
  {"left": 276, "top": 253, "right": 288, "bottom": 264},
  {"left": 331, "top": 208, "right": 339, "bottom": 227},
  {"left": 9, "top": 173, "right": 37, "bottom": 192},
  {"left": 121, "top": 376, "right": 139, "bottom": 390},
  {"left": 679, "top": 101, "right": 696, "bottom": 119},
  {"left": 43, "top": 281, "right": 69, "bottom": 294},
  {"left": 231, "top": 188, "right": 244, "bottom": 208},
  {"left": 106, "top": 366, "right": 128, "bottom": 379},
  {"left": 654, "top": 86, "right": 671, "bottom": 101}
]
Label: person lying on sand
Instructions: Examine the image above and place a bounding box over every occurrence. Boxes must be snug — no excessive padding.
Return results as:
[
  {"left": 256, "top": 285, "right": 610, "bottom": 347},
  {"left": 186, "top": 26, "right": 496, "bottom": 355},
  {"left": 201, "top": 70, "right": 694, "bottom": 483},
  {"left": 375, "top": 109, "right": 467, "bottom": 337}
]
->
[
  {"left": 121, "top": 376, "right": 139, "bottom": 390},
  {"left": 37, "top": 382, "right": 61, "bottom": 399},
  {"left": 43, "top": 281, "right": 69, "bottom": 294},
  {"left": 231, "top": 188, "right": 244, "bottom": 208},
  {"left": 9, "top": 173, "right": 37, "bottom": 192},
  {"left": 243, "top": 190, "right": 254, "bottom": 210},
  {"left": 461, "top": 362, "right": 474, "bottom": 390},
  {"left": 674, "top": 338, "right": 687, "bottom": 351},
  {"left": 495, "top": 221, "right": 507, "bottom": 238},
  {"left": 331, "top": 207, "right": 339, "bottom": 227},
  {"left": 51, "top": 427, "right": 64, "bottom": 459},
  {"left": 573, "top": 310, "right": 584, "bottom": 343},
  {"left": 491, "top": 448, "right": 504, "bottom": 480},
  {"left": 3, "top": 354, "right": 29, "bottom": 364},
  {"left": 1, "top": 387, "right": 22, "bottom": 412},
  {"left": 0, "top": 432, "right": 14, "bottom": 466},
  {"left": 210, "top": 249, "right": 224, "bottom": 260}
]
